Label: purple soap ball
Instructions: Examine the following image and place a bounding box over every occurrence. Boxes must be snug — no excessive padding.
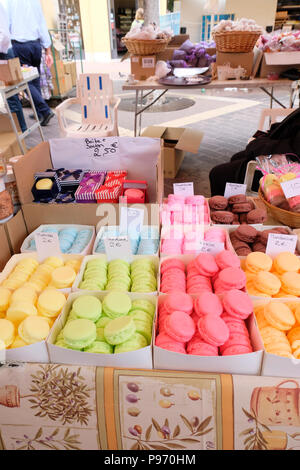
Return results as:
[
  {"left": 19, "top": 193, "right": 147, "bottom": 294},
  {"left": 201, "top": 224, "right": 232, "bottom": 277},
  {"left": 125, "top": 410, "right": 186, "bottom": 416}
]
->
[
  {"left": 179, "top": 39, "right": 195, "bottom": 54},
  {"left": 172, "top": 49, "right": 186, "bottom": 61}
]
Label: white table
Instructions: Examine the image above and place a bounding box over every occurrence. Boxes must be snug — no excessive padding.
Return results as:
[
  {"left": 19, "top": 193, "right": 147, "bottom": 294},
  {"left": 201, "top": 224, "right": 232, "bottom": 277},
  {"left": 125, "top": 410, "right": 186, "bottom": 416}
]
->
[
  {"left": 122, "top": 77, "right": 295, "bottom": 136},
  {"left": 0, "top": 73, "right": 45, "bottom": 154}
]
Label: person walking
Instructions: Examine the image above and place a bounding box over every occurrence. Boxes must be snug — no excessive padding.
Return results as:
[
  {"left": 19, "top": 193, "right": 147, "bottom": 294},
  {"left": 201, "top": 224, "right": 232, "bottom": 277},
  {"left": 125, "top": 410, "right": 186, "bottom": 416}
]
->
[
  {"left": 2, "top": 0, "right": 55, "bottom": 126},
  {"left": 0, "top": 1, "right": 27, "bottom": 132}
]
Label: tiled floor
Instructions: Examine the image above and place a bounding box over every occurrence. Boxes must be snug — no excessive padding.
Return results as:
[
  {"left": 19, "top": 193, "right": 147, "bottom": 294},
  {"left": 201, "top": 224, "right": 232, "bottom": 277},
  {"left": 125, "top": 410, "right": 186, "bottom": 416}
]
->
[{"left": 24, "top": 79, "right": 294, "bottom": 198}]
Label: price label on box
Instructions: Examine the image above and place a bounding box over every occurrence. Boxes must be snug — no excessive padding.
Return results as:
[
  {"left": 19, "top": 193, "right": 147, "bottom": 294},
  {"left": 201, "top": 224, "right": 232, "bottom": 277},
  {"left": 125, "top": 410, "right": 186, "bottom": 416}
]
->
[
  {"left": 120, "top": 207, "right": 144, "bottom": 236},
  {"left": 35, "top": 232, "right": 61, "bottom": 262},
  {"left": 196, "top": 241, "right": 224, "bottom": 255},
  {"left": 224, "top": 183, "right": 247, "bottom": 199},
  {"left": 266, "top": 233, "right": 297, "bottom": 257},
  {"left": 280, "top": 178, "right": 300, "bottom": 199},
  {"left": 173, "top": 182, "right": 194, "bottom": 196},
  {"left": 104, "top": 236, "right": 133, "bottom": 263}
]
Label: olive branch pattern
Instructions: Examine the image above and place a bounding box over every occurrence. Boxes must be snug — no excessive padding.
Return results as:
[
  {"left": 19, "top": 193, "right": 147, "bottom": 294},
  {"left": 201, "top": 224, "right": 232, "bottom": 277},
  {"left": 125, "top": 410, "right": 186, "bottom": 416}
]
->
[
  {"left": 240, "top": 408, "right": 272, "bottom": 450},
  {"left": 12, "top": 427, "right": 82, "bottom": 450},
  {"left": 26, "top": 365, "right": 93, "bottom": 426},
  {"left": 125, "top": 415, "right": 214, "bottom": 450}
]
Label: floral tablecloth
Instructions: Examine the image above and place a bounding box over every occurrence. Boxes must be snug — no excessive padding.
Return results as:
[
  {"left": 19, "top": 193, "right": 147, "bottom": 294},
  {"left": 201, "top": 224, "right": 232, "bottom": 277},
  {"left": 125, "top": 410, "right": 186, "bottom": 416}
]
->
[{"left": 0, "top": 363, "right": 299, "bottom": 450}]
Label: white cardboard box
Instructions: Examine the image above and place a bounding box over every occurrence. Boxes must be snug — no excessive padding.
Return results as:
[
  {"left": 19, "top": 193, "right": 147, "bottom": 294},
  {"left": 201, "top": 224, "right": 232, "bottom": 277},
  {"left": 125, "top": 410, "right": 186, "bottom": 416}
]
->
[
  {"left": 264, "top": 51, "right": 300, "bottom": 65},
  {"left": 153, "top": 295, "right": 263, "bottom": 375},
  {"left": 253, "top": 298, "right": 300, "bottom": 378},
  {"left": 47, "top": 291, "right": 156, "bottom": 368}
]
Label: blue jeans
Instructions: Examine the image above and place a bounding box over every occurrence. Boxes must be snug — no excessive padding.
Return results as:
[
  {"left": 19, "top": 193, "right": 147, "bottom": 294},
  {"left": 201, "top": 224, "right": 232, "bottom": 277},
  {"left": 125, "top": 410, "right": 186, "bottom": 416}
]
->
[
  {"left": 0, "top": 49, "right": 27, "bottom": 132},
  {"left": 12, "top": 40, "right": 51, "bottom": 118}
]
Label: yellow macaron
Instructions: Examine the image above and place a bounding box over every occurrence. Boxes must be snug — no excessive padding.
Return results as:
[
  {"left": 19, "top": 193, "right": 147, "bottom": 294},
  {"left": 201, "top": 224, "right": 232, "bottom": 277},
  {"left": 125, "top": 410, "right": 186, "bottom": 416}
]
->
[
  {"left": 263, "top": 302, "right": 295, "bottom": 331},
  {"left": 18, "top": 316, "right": 50, "bottom": 345},
  {"left": 254, "top": 271, "right": 281, "bottom": 296},
  {"left": 10, "top": 286, "right": 37, "bottom": 305},
  {"left": 36, "top": 178, "right": 53, "bottom": 190},
  {"left": 6, "top": 301, "right": 38, "bottom": 326},
  {"left": 254, "top": 305, "right": 270, "bottom": 329},
  {"left": 37, "top": 289, "right": 66, "bottom": 318},
  {"left": 273, "top": 252, "right": 300, "bottom": 275},
  {"left": 51, "top": 266, "right": 76, "bottom": 289},
  {"left": 10, "top": 336, "right": 28, "bottom": 348},
  {"left": 0, "top": 287, "right": 11, "bottom": 312},
  {"left": 0, "top": 319, "right": 15, "bottom": 347},
  {"left": 281, "top": 272, "right": 300, "bottom": 297},
  {"left": 245, "top": 252, "right": 273, "bottom": 274},
  {"left": 44, "top": 257, "right": 64, "bottom": 269}
]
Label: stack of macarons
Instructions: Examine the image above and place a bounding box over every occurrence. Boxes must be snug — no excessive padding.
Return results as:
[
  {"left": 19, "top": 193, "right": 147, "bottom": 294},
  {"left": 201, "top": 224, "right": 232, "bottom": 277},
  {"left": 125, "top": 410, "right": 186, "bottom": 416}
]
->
[
  {"left": 55, "top": 293, "right": 155, "bottom": 353},
  {"left": 243, "top": 251, "right": 300, "bottom": 298},
  {"left": 160, "top": 250, "right": 245, "bottom": 295},
  {"left": 95, "top": 226, "right": 159, "bottom": 255},
  {"left": 0, "top": 285, "right": 66, "bottom": 349},
  {"left": 27, "top": 226, "right": 93, "bottom": 254},
  {"left": 79, "top": 257, "right": 157, "bottom": 292},
  {"left": 156, "top": 290, "right": 253, "bottom": 356},
  {"left": 161, "top": 194, "right": 210, "bottom": 226},
  {"left": 230, "top": 225, "right": 298, "bottom": 256},
  {"left": 161, "top": 226, "right": 227, "bottom": 255},
  {"left": 254, "top": 301, "right": 300, "bottom": 358},
  {"left": 209, "top": 194, "right": 267, "bottom": 225}
]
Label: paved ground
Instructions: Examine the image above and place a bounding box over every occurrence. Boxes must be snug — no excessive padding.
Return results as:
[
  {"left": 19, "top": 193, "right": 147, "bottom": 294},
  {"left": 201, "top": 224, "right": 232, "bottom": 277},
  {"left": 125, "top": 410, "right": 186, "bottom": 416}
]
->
[{"left": 23, "top": 74, "right": 295, "bottom": 198}]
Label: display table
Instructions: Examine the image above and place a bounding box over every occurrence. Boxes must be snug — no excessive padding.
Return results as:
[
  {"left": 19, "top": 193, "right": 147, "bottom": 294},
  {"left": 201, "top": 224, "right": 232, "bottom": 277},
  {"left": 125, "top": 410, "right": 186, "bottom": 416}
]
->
[
  {"left": 122, "top": 77, "right": 294, "bottom": 136},
  {"left": 0, "top": 363, "right": 299, "bottom": 450}
]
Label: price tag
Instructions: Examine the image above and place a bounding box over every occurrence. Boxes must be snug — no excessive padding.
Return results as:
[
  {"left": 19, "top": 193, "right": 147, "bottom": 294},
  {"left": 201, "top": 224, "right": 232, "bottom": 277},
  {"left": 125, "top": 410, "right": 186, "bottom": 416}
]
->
[
  {"left": 280, "top": 178, "right": 300, "bottom": 199},
  {"left": 266, "top": 233, "right": 297, "bottom": 257},
  {"left": 34, "top": 232, "right": 61, "bottom": 262},
  {"left": 104, "top": 236, "right": 133, "bottom": 263},
  {"left": 224, "top": 183, "right": 247, "bottom": 199},
  {"left": 84, "top": 137, "right": 119, "bottom": 160},
  {"left": 173, "top": 182, "right": 194, "bottom": 196},
  {"left": 196, "top": 241, "right": 224, "bottom": 255},
  {"left": 120, "top": 207, "right": 144, "bottom": 236}
]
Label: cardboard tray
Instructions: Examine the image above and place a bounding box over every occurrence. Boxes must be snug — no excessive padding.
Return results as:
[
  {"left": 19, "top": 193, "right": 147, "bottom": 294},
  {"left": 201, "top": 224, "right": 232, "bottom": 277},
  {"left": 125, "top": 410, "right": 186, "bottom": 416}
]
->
[
  {"left": 47, "top": 291, "right": 156, "bottom": 368},
  {"left": 252, "top": 298, "right": 300, "bottom": 378},
  {"left": 21, "top": 224, "right": 96, "bottom": 256},
  {"left": 153, "top": 294, "right": 263, "bottom": 375},
  {"left": 72, "top": 254, "right": 159, "bottom": 295}
]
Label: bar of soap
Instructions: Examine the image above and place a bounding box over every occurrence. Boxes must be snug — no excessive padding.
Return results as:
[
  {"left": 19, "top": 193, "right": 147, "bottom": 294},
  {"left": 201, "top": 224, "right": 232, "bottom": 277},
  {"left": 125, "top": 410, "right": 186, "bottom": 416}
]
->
[{"left": 36, "top": 178, "right": 53, "bottom": 190}]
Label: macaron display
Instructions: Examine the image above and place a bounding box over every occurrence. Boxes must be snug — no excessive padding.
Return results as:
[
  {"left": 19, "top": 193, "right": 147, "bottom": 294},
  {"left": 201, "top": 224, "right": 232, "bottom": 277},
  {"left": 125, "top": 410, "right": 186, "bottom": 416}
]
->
[
  {"left": 243, "top": 252, "right": 300, "bottom": 298},
  {"left": 26, "top": 226, "right": 93, "bottom": 254},
  {"left": 209, "top": 194, "right": 267, "bottom": 225},
  {"left": 160, "top": 251, "right": 244, "bottom": 295},
  {"left": 161, "top": 226, "right": 227, "bottom": 255},
  {"left": 79, "top": 257, "right": 157, "bottom": 292},
  {"left": 95, "top": 226, "right": 159, "bottom": 255},
  {"left": 161, "top": 194, "right": 210, "bottom": 226},
  {"left": 254, "top": 301, "right": 300, "bottom": 358},
  {"left": 156, "top": 291, "right": 253, "bottom": 356}
]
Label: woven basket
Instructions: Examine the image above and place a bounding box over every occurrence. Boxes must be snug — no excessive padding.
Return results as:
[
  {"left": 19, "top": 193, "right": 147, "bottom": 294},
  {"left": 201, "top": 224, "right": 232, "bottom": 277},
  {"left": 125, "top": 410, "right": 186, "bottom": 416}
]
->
[
  {"left": 258, "top": 187, "right": 300, "bottom": 228},
  {"left": 121, "top": 37, "right": 170, "bottom": 55},
  {"left": 213, "top": 30, "right": 261, "bottom": 53}
]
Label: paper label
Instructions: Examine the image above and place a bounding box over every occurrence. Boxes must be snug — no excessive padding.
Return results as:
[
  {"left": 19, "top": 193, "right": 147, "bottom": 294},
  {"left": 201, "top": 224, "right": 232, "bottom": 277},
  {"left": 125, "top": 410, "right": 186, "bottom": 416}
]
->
[
  {"left": 34, "top": 232, "right": 61, "bottom": 262},
  {"left": 196, "top": 241, "right": 224, "bottom": 255},
  {"left": 266, "top": 233, "right": 297, "bottom": 257},
  {"left": 120, "top": 207, "right": 144, "bottom": 236},
  {"left": 142, "top": 57, "right": 155, "bottom": 68},
  {"left": 104, "top": 236, "right": 133, "bottom": 263},
  {"left": 173, "top": 182, "right": 194, "bottom": 196},
  {"left": 84, "top": 138, "right": 119, "bottom": 160},
  {"left": 224, "top": 182, "right": 247, "bottom": 198},
  {"left": 280, "top": 178, "right": 300, "bottom": 199}
]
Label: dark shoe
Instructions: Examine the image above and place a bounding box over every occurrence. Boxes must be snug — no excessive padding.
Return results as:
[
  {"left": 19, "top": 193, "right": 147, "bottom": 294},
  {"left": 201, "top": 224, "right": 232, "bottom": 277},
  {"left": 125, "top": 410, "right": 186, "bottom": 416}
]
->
[
  {"left": 29, "top": 113, "right": 43, "bottom": 122},
  {"left": 41, "top": 111, "right": 55, "bottom": 126}
]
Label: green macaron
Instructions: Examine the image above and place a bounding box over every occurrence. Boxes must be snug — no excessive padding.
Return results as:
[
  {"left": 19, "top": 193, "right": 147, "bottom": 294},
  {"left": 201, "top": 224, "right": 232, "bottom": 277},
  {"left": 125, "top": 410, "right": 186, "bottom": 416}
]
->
[
  {"left": 72, "top": 295, "right": 102, "bottom": 322},
  {"left": 114, "top": 332, "right": 147, "bottom": 353},
  {"left": 130, "top": 299, "right": 155, "bottom": 318},
  {"left": 102, "top": 292, "right": 132, "bottom": 318},
  {"left": 104, "top": 316, "right": 136, "bottom": 345},
  {"left": 84, "top": 340, "right": 113, "bottom": 354},
  {"left": 63, "top": 319, "right": 96, "bottom": 350}
]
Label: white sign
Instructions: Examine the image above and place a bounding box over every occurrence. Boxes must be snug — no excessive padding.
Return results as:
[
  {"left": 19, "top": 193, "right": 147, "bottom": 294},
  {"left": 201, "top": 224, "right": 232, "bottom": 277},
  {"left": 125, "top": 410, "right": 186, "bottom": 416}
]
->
[
  {"left": 104, "top": 236, "right": 133, "bottom": 263},
  {"left": 196, "top": 241, "right": 224, "bottom": 255},
  {"left": 84, "top": 138, "right": 119, "bottom": 160},
  {"left": 266, "top": 233, "right": 297, "bottom": 257},
  {"left": 224, "top": 182, "right": 247, "bottom": 198},
  {"left": 34, "top": 232, "right": 61, "bottom": 262},
  {"left": 173, "top": 182, "right": 194, "bottom": 196},
  {"left": 120, "top": 207, "right": 144, "bottom": 236},
  {"left": 280, "top": 178, "right": 300, "bottom": 200}
]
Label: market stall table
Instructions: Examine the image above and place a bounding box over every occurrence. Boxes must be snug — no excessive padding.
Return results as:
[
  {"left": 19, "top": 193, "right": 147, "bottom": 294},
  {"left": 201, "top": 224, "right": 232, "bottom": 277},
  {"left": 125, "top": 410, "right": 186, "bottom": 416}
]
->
[{"left": 123, "top": 77, "right": 294, "bottom": 136}]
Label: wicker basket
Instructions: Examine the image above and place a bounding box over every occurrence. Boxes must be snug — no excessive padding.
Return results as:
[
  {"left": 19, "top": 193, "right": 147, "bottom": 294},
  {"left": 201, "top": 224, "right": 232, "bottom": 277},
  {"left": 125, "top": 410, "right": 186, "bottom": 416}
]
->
[
  {"left": 121, "top": 37, "right": 170, "bottom": 55},
  {"left": 213, "top": 30, "right": 261, "bottom": 53},
  {"left": 258, "top": 187, "right": 300, "bottom": 228}
]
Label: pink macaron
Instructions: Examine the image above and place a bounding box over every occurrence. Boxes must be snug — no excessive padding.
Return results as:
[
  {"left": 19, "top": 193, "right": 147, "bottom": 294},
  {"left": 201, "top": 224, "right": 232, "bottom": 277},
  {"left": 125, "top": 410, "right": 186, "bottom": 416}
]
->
[
  {"left": 194, "top": 292, "right": 223, "bottom": 317},
  {"left": 215, "top": 250, "right": 240, "bottom": 270},
  {"left": 165, "top": 311, "right": 195, "bottom": 342},
  {"left": 197, "top": 315, "right": 229, "bottom": 347},
  {"left": 187, "top": 339, "right": 218, "bottom": 356},
  {"left": 214, "top": 267, "right": 246, "bottom": 291},
  {"left": 221, "top": 345, "right": 253, "bottom": 356},
  {"left": 222, "top": 289, "right": 253, "bottom": 320},
  {"left": 163, "top": 293, "right": 193, "bottom": 315},
  {"left": 161, "top": 258, "right": 185, "bottom": 274},
  {"left": 194, "top": 253, "right": 219, "bottom": 277}
]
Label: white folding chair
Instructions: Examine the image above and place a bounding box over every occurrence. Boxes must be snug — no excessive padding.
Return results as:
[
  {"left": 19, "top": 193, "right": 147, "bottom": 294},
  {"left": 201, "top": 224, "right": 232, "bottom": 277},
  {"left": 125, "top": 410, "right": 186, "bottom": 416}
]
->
[{"left": 56, "top": 73, "right": 120, "bottom": 138}]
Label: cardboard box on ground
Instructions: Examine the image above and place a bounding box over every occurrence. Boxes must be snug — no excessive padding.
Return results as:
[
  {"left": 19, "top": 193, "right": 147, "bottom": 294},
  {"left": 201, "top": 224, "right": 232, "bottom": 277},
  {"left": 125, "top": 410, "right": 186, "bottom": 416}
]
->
[
  {"left": 0, "top": 211, "right": 28, "bottom": 271},
  {"left": 0, "top": 114, "right": 26, "bottom": 162},
  {"left": 12, "top": 138, "right": 163, "bottom": 232},
  {"left": 141, "top": 126, "right": 203, "bottom": 178}
]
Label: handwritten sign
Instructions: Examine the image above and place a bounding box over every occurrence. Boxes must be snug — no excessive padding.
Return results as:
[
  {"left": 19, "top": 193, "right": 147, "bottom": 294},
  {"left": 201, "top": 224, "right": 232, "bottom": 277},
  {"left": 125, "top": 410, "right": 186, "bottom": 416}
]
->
[
  {"left": 196, "top": 241, "right": 224, "bottom": 255},
  {"left": 34, "top": 232, "right": 61, "bottom": 262},
  {"left": 104, "top": 236, "right": 133, "bottom": 263},
  {"left": 84, "top": 138, "right": 119, "bottom": 159},
  {"left": 224, "top": 183, "right": 247, "bottom": 199},
  {"left": 173, "top": 182, "right": 194, "bottom": 196},
  {"left": 280, "top": 178, "right": 300, "bottom": 199},
  {"left": 120, "top": 207, "right": 144, "bottom": 236},
  {"left": 266, "top": 233, "right": 297, "bottom": 257}
]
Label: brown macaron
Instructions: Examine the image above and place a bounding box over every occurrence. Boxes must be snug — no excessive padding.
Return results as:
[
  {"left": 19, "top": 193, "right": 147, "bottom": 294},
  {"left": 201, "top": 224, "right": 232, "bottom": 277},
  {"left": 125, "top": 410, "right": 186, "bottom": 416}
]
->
[
  {"left": 235, "top": 225, "right": 258, "bottom": 243},
  {"left": 232, "top": 202, "right": 253, "bottom": 214},
  {"left": 246, "top": 208, "right": 267, "bottom": 224},
  {"left": 228, "top": 194, "right": 247, "bottom": 205},
  {"left": 252, "top": 242, "right": 266, "bottom": 253},
  {"left": 211, "top": 210, "right": 234, "bottom": 224},
  {"left": 209, "top": 196, "right": 228, "bottom": 210},
  {"left": 235, "top": 246, "right": 252, "bottom": 256}
]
